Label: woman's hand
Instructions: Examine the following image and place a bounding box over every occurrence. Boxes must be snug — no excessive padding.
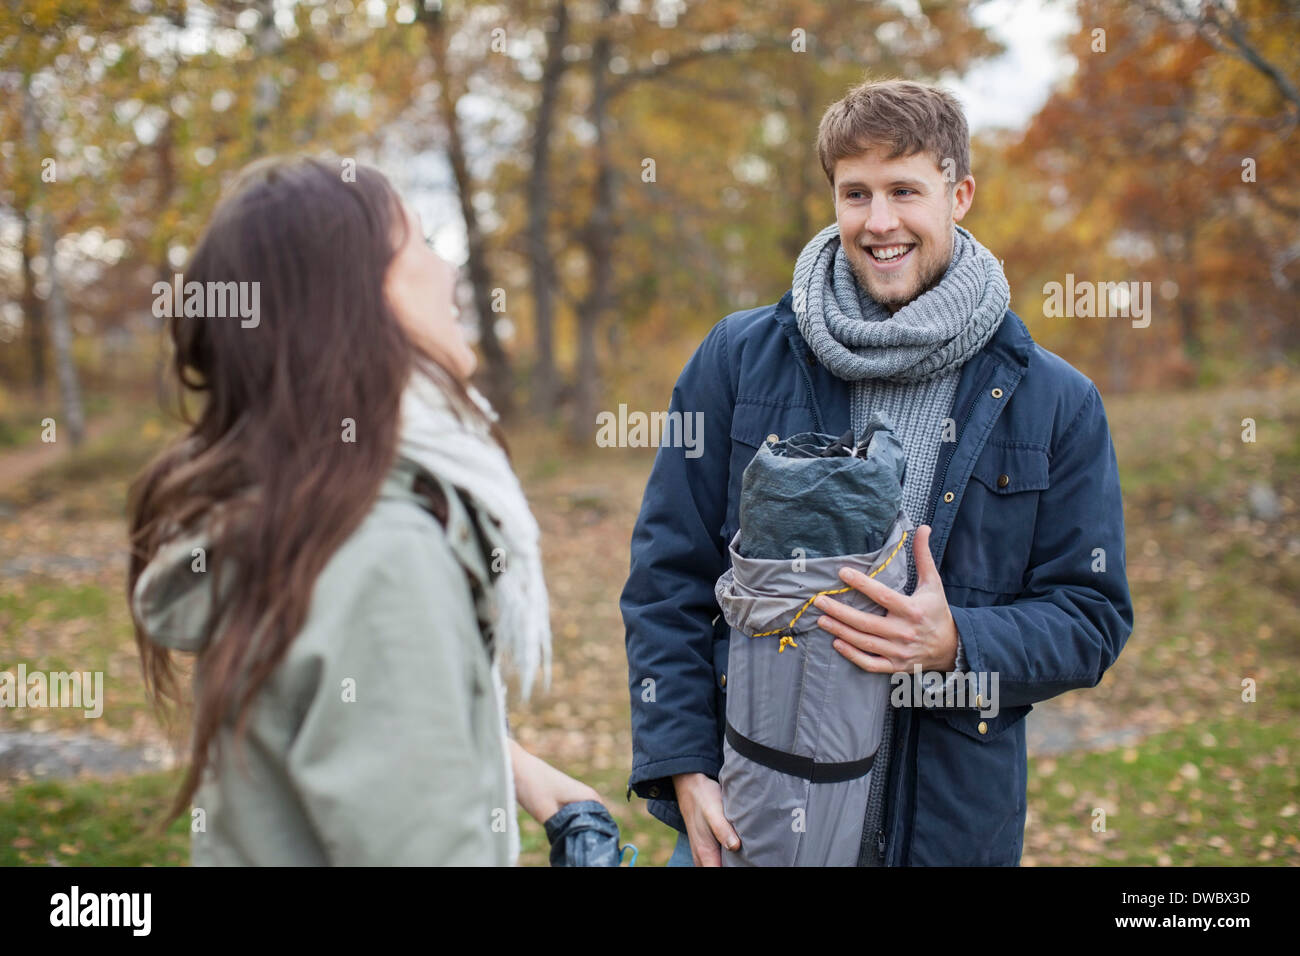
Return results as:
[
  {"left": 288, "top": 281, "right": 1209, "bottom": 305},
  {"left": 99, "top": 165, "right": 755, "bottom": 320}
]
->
[{"left": 508, "top": 740, "right": 607, "bottom": 824}]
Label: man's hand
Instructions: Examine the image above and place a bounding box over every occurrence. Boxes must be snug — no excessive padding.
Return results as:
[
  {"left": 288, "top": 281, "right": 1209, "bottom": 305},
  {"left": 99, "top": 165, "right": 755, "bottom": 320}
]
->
[
  {"left": 812, "top": 524, "right": 959, "bottom": 673},
  {"left": 671, "top": 772, "right": 740, "bottom": 866}
]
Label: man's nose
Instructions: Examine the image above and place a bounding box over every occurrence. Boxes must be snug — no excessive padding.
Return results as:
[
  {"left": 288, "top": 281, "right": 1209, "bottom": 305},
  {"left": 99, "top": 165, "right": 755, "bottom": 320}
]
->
[{"left": 863, "top": 195, "right": 899, "bottom": 234}]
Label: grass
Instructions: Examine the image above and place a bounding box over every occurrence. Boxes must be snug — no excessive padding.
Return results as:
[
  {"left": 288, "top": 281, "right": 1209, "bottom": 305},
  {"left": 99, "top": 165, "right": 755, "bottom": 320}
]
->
[
  {"left": 0, "top": 388, "right": 112, "bottom": 451},
  {"left": 0, "top": 582, "right": 112, "bottom": 623},
  {"left": 0, "top": 771, "right": 190, "bottom": 866},
  {"left": 0, "top": 417, "right": 41, "bottom": 451},
  {"left": 0, "top": 388, "right": 114, "bottom": 450},
  {"left": 0, "top": 764, "right": 677, "bottom": 867},
  {"left": 0, "top": 579, "right": 153, "bottom": 734},
  {"left": 1025, "top": 715, "right": 1299, "bottom": 865}
]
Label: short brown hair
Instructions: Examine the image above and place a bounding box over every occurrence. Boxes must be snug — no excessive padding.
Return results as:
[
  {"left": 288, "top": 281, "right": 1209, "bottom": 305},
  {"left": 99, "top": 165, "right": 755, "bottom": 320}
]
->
[{"left": 816, "top": 79, "right": 970, "bottom": 191}]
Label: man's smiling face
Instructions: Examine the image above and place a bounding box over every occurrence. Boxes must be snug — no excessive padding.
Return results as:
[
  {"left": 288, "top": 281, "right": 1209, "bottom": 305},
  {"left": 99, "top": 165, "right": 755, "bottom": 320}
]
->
[{"left": 833, "top": 147, "right": 974, "bottom": 313}]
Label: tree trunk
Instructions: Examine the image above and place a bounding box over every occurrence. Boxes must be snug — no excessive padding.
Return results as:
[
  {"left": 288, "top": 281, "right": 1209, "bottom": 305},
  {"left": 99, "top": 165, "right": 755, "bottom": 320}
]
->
[
  {"left": 1173, "top": 104, "right": 1202, "bottom": 363},
  {"left": 20, "top": 210, "right": 47, "bottom": 396},
  {"left": 420, "top": 5, "right": 514, "bottom": 418},
  {"left": 570, "top": 0, "right": 618, "bottom": 444},
  {"left": 40, "top": 210, "right": 85, "bottom": 447},
  {"left": 782, "top": 73, "right": 815, "bottom": 265},
  {"left": 527, "top": 0, "right": 569, "bottom": 417},
  {"left": 23, "top": 72, "right": 83, "bottom": 445},
  {"left": 251, "top": 0, "right": 281, "bottom": 156}
]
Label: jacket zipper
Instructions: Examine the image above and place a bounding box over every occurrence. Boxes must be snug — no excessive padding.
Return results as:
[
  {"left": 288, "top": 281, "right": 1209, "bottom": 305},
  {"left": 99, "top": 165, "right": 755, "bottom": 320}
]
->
[
  {"left": 925, "top": 367, "right": 990, "bottom": 527},
  {"left": 876, "top": 367, "right": 987, "bottom": 866},
  {"left": 792, "top": 344, "right": 825, "bottom": 433}
]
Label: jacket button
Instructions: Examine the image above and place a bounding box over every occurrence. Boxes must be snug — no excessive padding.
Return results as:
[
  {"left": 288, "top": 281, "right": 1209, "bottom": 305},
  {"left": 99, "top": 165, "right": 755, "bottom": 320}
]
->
[
  {"left": 943, "top": 491, "right": 955, "bottom": 503},
  {"left": 766, "top": 433, "right": 779, "bottom": 444},
  {"left": 977, "top": 721, "right": 989, "bottom": 735},
  {"left": 720, "top": 673, "right": 727, "bottom": 688},
  {"left": 648, "top": 785, "right": 660, "bottom": 798},
  {"left": 975, "top": 694, "right": 984, "bottom": 709},
  {"left": 991, "top": 387, "right": 1004, "bottom": 399},
  {"left": 997, "top": 474, "right": 1010, "bottom": 488}
]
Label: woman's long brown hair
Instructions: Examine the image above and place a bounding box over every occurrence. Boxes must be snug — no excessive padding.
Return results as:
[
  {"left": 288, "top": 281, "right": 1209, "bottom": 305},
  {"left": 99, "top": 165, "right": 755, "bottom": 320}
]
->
[{"left": 127, "top": 155, "right": 505, "bottom": 823}]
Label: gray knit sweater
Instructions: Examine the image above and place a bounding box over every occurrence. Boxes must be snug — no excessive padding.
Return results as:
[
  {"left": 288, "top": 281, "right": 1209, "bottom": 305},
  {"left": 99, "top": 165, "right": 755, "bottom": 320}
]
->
[{"left": 850, "top": 371, "right": 969, "bottom": 864}]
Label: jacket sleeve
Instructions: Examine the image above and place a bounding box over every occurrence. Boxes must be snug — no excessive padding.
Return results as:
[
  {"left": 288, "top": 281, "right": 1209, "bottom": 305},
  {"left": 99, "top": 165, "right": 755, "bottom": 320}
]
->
[
  {"left": 287, "top": 520, "right": 505, "bottom": 865},
  {"left": 948, "top": 383, "right": 1134, "bottom": 709},
  {"left": 620, "top": 318, "right": 735, "bottom": 801}
]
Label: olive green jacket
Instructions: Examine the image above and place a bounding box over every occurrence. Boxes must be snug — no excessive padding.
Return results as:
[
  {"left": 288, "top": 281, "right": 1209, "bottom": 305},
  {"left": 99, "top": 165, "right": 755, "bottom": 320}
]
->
[{"left": 132, "top": 457, "right": 516, "bottom": 865}]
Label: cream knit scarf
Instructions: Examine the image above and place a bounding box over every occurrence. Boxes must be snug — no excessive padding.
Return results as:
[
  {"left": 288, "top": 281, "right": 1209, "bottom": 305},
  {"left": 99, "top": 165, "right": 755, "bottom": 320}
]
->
[{"left": 398, "top": 368, "right": 553, "bottom": 865}]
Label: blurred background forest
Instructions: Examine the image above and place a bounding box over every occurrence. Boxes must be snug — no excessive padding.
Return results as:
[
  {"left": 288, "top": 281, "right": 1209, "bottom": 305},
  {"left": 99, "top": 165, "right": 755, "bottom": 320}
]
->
[{"left": 1, "top": 0, "right": 1297, "bottom": 866}]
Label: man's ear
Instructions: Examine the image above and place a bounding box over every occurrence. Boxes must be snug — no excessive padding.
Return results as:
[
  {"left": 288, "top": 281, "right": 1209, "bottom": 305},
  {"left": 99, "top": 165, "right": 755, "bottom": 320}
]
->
[{"left": 951, "top": 175, "right": 975, "bottom": 223}]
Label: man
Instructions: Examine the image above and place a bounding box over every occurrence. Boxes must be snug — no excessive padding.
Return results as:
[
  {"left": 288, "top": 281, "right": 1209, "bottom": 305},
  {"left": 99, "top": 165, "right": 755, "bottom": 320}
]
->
[{"left": 620, "top": 79, "right": 1134, "bottom": 866}]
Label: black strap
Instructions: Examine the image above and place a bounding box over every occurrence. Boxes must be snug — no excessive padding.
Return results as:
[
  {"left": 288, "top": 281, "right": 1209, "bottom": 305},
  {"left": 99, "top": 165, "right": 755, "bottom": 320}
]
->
[
  {"left": 725, "top": 720, "right": 877, "bottom": 784},
  {"left": 410, "top": 471, "right": 498, "bottom": 658}
]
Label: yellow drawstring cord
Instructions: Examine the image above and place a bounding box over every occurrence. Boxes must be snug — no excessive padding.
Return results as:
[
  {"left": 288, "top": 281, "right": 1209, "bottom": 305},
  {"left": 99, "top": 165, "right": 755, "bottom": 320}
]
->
[{"left": 750, "top": 529, "right": 908, "bottom": 652}]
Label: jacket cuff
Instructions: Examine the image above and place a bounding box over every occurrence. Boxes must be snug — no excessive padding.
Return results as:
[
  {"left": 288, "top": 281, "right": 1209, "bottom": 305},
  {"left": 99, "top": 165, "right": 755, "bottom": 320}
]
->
[
  {"left": 949, "top": 605, "right": 980, "bottom": 675},
  {"left": 626, "top": 754, "right": 721, "bottom": 803},
  {"left": 629, "top": 756, "right": 720, "bottom": 836},
  {"left": 647, "top": 798, "right": 687, "bottom": 834}
]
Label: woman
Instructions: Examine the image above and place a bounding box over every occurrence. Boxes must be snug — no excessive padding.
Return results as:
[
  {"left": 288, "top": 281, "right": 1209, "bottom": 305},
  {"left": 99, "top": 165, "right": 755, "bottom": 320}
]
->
[{"left": 128, "top": 154, "right": 600, "bottom": 865}]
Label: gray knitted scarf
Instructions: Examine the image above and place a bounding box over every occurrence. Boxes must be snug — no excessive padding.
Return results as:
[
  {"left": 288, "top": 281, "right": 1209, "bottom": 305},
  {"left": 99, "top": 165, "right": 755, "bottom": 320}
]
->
[{"left": 792, "top": 223, "right": 1009, "bottom": 385}]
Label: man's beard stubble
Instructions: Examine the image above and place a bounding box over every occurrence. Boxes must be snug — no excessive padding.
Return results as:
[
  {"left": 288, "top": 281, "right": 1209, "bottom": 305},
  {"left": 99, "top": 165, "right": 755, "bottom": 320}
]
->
[{"left": 848, "top": 226, "right": 955, "bottom": 315}]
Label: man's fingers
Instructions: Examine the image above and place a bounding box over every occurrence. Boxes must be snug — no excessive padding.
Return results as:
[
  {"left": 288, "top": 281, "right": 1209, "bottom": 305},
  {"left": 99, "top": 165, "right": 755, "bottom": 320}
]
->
[
  {"left": 912, "top": 524, "right": 941, "bottom": 586},
  {"left": 832, "top": 637, "right": 896, "bottom": 672},
  {"left": 834, "top": 562, "right": 908, "bottom": 615},
  {"left": 684, "top": 819, "right": 724, "bottom": 867},
  {"left": 814, "top": 595, "right": 907, "bottom": 641},
  {"left": 692, "top": 834, "right": 723, "bottom": 867},
  {"left": 818, "top": 612, "right": 902, "bottom": 661},
  {"left": 706, "top": 805, "right": 741, "bottom": 853},
  {"left": 826, "top": 616, "right": 899, "bottom": 660}
]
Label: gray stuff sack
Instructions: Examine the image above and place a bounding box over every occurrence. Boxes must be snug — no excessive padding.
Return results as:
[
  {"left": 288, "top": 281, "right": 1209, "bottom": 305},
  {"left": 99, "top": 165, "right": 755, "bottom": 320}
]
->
[{"left": 715, "top": 413, "right": 912, "bottom": 867}]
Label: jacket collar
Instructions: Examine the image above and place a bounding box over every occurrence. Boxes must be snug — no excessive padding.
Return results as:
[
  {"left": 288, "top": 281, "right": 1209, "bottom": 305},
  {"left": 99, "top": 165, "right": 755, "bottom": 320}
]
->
[{"left": 771, "top": 287, "right": 1034, "bottom": 372}]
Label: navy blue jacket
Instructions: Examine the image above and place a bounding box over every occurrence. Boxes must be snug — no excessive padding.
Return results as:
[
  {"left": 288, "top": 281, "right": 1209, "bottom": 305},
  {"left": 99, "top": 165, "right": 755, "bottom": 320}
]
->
[{"left": 620, "top": 290, "right": 1134, "bottom": 866}]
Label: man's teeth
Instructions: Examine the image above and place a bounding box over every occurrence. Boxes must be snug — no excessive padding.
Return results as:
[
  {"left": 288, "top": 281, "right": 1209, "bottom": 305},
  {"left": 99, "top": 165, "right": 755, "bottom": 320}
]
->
[{"left": 870, "top": 245, "right": 912, "bottom": 262}]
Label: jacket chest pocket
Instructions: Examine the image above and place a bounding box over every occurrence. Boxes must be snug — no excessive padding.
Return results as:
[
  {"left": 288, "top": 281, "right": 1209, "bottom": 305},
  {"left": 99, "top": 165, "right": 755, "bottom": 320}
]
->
[{"left": 943, "top": 441, "right": 1050, "bottom": 596}]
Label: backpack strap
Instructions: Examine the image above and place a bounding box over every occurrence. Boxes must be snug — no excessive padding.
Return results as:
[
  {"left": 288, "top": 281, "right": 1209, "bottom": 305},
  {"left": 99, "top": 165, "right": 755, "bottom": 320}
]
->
[
  {"left": 725, "top": 720, "right": 877, "bottom": 783},
  {"left": 410, "top": 469, "right": 500, "bottom": 659}
]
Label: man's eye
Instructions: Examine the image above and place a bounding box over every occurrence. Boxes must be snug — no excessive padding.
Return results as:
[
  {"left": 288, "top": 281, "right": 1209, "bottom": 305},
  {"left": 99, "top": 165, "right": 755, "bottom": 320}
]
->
[{"left": 895, "top": 189, "right": 915, "bottom": 197}]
